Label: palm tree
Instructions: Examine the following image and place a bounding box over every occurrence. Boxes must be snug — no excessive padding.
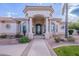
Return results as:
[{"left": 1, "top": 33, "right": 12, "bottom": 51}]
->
[
  {"left": 62, "top": 3, "right": 68, "bottom": 38},
  {"left": 65, "top": 3, "right": 68, "bottom": 38}
]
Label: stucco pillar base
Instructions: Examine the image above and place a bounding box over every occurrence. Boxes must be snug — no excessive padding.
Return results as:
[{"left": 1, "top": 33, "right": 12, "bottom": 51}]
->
[
  {"left": 45, "top": 33, "right": 49, "bottom": 39},
  {"left": 28, "top": 33, "right": 33, "bottom": 40}
]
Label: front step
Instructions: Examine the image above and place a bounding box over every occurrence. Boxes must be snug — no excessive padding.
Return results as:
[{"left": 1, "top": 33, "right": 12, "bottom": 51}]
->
[{"left": 33, "top": 35, "right": 45, "bottom": 39}]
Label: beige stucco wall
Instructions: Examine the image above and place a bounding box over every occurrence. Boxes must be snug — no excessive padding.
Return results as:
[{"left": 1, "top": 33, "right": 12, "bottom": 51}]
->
[
  {"left": 0, "top": 22, "right": 17, "bottom": 35},
  {"left": 50, "top": 20, "right": 65, "bottom": 35},
  {"left": 26, "top": 10, "right": 52, "bottom": 18}
]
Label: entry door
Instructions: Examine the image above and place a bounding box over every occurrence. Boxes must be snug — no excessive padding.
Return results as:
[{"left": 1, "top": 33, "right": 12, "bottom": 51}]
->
[{"left": 36, "top": 24, "right": 42, "bottom": 35}]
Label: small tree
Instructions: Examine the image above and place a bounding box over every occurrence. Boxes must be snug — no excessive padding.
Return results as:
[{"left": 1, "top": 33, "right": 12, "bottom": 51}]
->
[
  {"left": 75, "top": 22, "right": 79, "bottom": 30},
  {"left": 68, "top": 20, "right": 79, "bottom": 35},
  {"left": 68, "top": 22, "right": 76, "bottom": 29},
  {"left": 75, "top": 22, "right": 79, "bottom": 34}
]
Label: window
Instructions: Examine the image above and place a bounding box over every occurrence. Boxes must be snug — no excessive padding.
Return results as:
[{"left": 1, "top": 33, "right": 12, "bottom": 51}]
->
[
  {"left": 51, "top": 23, "right": 55, "bottom": 32},
  {"left": 6, "top": 24, "right": 10, "bottom": 29},
  {"left": 56, "top": 25, "right": 58, "bottom": 32},
  {"left": 61, "top": 25, "right": 64, "bottom": 29}
]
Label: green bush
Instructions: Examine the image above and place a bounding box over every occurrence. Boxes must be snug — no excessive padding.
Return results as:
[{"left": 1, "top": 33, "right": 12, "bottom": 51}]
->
[
  {"left": 68, "top": 22, "right": 79, "bottom": 30},
  {"left": 67, "top": 36, "right": 75, "bottom": 42},
  {"left": 0, "top": 35, "right": 7, "bottom": 38},
  {"left": 68, "top": 29, "right": 74, "bottom": 35},
  {"left": 19, "top": 36, "right": 30, "bottom": 43}
]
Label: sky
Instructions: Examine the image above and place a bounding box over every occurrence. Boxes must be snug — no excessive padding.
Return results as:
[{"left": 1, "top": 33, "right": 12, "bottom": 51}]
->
[
  {"left": 68, "top": 4, "right": 79, "bottom": 22},
  {"left": 0, "top": 3, "right": 62, "bottom": 18},
  {"left": 0, "top": 3, "right": 79, "bottom": 21},
  {"left": 0, "top": 3, "right": 26, "bottom": 17}
]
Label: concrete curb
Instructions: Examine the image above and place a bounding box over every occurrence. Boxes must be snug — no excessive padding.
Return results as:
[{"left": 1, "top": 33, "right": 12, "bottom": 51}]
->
[
  {"left": 21, "top": 40, "right": 33, "bottom": 56},
  {"left": 45, "top": 39, "right": 57, "bottom": 56},
  {"left": 52, "top": 44, "right": 79, "bottom": 49}
]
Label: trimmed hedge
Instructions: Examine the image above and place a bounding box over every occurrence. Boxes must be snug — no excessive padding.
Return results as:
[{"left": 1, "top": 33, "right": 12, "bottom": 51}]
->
[{"left": 68, "top": 29, "right": 74, "bottom": 35}]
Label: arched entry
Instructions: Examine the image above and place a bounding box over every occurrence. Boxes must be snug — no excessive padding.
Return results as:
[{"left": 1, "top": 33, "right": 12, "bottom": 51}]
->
[{"left": 32, "top": 14, "right": 45, "bottom": 35}]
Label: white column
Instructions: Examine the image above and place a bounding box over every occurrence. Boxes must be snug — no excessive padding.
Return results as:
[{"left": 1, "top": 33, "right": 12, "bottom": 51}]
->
[
  {"left": 26, "top": 20, "right": 28, "bottom": 36},
  {"left": 50, "top": 20, "right": 51, "bottom": 33},
  {"left": 29, "top": 17, "right": 33, "bottom": 39},
  {"left": 49, "top": 20, "right": 52, "bottom": 38},
  {"left": 30, "top": 17, "right": 32, "bottom": 33},
  {"left": 46, "top": 17, "right": 48, "bottom": 33},
  {"left": 45, "top": 17, "right": 49, "bottom": 39}
]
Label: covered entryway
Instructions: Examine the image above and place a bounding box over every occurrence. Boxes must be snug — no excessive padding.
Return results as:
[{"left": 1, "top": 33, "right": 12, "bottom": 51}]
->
[
  {"left": 32, "top": 14, "right": 45, "bottom": 35},
  {"left": 24, "top": 6, "right": 54, "bottom": 39}
]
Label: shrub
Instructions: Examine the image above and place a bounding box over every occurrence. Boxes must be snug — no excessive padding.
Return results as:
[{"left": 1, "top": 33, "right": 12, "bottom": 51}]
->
[
  {"left": 15, "top": 34, "right": 23, "bottom": 38},
  {"left": 68, "top": 29, "right": 74, "bottom": 35},
  {"left": 67, "top": 36, "right": 75, "bottom": 42},
  {"left": 53, "top": 35, "right": 60, "bottom": 43},
  {"left": 19, "top": 36, "right": 30, "bottom": 43},
  {"left": 0, "top": 35, "right": 7, "bottom": 38}
]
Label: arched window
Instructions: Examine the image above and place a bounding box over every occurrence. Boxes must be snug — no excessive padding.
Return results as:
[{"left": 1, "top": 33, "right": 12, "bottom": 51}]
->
[
  {"left": 6, "top": 24, "right": 11, "bottom": 29},
  {"left": 23, "top": 25, "right": 26, "bottom": 32},
  {"left": 51, "top": 23, "right": 55, "bottom": 32}
]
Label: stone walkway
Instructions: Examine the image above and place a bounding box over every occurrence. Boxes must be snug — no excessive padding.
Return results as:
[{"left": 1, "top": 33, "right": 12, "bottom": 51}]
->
[{"left": 27, "top": 39, "right": 51, "bottom": 56}]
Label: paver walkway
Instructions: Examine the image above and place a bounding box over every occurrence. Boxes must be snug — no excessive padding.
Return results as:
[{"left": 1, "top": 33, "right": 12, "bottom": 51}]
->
[{"left": 27, "top": 39, "right": 51, "bottom": 56}]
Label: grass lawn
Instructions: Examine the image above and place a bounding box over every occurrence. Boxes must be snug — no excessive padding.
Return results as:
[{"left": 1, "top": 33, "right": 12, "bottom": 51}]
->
[{"left": 53, "top": 45, "right": 79, "bottom": 56}]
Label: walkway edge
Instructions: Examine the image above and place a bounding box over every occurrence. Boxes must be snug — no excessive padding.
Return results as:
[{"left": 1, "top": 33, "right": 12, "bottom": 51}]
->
[
  {"left": 21, "top": 40, "right": 33, "bottom": 56},
  {"left": 45, "top": 39, "right": 57, "bottom": 56}
]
